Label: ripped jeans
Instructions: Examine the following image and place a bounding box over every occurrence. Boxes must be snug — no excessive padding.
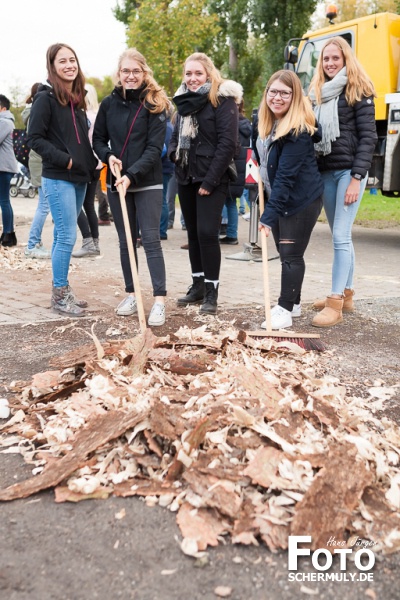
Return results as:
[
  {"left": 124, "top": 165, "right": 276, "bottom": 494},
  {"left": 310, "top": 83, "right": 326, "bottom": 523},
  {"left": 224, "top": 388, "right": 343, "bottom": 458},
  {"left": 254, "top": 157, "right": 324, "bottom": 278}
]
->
[{"left": 271, "top": 197, "right": 322, "bottom": 311}]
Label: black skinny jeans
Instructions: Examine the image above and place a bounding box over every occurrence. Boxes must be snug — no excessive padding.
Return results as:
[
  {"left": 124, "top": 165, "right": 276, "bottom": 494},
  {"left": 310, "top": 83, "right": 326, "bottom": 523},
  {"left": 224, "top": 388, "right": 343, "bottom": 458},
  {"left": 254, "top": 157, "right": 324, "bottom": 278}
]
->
[
  {"left": 77, "top": 170, "right": 100, "bottom": 240},
  {"left": 271, "top": 197, "right": 322, "bottom": 311},
  {"left": 107, "top": 187, "right": 166, "bottom": 296},
  {"left": 178, "top": 181, "right": 228, "bottom": 281}
]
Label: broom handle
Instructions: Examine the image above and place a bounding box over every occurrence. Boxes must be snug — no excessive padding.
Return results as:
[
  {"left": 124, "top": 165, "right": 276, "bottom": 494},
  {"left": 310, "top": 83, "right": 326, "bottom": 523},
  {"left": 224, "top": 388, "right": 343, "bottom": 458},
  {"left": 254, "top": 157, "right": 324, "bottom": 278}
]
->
[
  {"left": 115, "top": 165, "right": 147, "bottom": 333},
  {"left": 258, "top": 171, "right": 272, "bottom": 332}
]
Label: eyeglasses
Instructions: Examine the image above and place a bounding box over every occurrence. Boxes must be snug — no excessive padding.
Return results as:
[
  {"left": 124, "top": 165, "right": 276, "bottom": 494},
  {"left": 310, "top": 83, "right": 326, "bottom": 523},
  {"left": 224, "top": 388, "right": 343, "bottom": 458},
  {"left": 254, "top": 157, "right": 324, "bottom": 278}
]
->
[
  {"left": 120, "top": 69, "right": 143, "bottom": 76},
  {"left": 267, "top": 89, "right": 292, "bottom": 99}
]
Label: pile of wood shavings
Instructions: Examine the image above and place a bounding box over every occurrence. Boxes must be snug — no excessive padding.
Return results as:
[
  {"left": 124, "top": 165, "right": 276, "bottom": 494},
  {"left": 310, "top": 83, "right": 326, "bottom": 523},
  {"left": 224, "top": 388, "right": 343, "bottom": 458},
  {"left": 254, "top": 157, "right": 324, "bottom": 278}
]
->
[{"left": 1, "top": 325, "right": 399, "bottom": 556}]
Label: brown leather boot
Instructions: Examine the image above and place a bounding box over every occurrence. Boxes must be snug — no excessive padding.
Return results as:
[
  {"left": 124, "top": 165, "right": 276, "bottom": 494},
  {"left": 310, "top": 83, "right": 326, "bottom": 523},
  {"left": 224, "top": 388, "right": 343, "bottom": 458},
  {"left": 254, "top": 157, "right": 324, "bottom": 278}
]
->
[
  {"left": 312, "top": 288, "right": 355, "bottom": 313},
  {"left": 312, "top": 296, "right": 344, "bottom": 327}
]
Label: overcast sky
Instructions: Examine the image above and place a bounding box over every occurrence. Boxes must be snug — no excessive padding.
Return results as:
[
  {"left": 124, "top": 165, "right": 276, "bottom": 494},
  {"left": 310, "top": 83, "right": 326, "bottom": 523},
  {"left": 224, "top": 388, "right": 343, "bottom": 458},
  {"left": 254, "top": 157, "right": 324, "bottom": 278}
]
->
[{"left": 1, "top": 0, "right": 127, "bottom": 102}]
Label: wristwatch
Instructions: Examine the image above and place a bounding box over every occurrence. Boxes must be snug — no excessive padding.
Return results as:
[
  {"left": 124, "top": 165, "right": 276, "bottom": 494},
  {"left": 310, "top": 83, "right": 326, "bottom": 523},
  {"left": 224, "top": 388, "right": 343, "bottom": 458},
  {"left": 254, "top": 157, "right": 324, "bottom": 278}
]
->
[{"left": 352, "top": 173, "right": 363, "bottom": 180}]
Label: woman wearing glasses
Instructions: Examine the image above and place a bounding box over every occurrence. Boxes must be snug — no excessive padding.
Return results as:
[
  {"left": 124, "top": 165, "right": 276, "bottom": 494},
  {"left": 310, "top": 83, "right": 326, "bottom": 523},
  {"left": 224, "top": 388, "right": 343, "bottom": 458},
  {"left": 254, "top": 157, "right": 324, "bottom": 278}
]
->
[
  {"left": 257, "top": 70, "right": 323, "bottom": 330},
  {"left": 93, "top": 48, "right": 170, "bottom": 326}
]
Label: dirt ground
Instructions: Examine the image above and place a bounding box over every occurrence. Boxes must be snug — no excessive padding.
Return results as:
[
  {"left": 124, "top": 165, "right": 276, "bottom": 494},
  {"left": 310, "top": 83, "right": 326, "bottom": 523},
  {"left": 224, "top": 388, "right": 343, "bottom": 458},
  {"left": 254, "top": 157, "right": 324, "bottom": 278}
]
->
[{"left": 1, "top": 297, "right": 399, "bottom": 600}]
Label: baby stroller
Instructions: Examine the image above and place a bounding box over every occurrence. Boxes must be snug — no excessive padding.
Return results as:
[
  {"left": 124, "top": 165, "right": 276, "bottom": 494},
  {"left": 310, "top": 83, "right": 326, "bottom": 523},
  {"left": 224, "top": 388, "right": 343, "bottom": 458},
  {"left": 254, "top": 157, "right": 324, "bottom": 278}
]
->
[{"left": 10, "top": 165, "right": 37, "bottom": 199}]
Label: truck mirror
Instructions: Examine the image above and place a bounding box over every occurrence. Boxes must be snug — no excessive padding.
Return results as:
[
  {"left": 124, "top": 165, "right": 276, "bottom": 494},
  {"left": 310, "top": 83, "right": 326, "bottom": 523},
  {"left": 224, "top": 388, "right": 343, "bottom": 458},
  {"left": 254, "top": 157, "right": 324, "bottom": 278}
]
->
[{"left": 284, "top": 45, "right": 298, "bottom": 64}]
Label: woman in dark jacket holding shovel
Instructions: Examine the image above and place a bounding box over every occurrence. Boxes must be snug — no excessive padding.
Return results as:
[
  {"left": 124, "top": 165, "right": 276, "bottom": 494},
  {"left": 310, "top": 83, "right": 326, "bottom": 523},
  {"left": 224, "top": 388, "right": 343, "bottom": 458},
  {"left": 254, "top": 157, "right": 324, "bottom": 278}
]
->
[
  {"left": 257, "top": 70, "right": 323, "bottom": 330},
  {"left": 169, "top": 52, "right": 241, "bottom": 315},
  {"left": 93, "top": 48, "right": 170, "bottom": 327}
]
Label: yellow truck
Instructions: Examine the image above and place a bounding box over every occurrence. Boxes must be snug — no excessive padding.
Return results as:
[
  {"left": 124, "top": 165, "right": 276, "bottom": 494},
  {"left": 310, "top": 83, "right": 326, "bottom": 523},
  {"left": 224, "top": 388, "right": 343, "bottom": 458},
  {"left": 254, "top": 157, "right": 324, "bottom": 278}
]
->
[{"left": 284, "top": 11, "right": 400, "bottom": 196}]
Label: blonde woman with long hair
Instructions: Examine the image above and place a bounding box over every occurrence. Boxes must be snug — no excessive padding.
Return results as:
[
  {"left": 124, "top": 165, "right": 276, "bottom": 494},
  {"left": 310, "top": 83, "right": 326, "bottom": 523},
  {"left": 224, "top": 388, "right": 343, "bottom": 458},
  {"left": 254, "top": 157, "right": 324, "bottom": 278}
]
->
[
  {"left": 93, "top": 48, "right": 170, "bottom": 327},
  {"left": 308, "top": 37, "right": 377, "bottom": 327},
  {"left": 169, "top": 52, "right": 241, "bottom": 315},
  {"left": 257, "top": 70, "right": 324, "bottom": 330}
]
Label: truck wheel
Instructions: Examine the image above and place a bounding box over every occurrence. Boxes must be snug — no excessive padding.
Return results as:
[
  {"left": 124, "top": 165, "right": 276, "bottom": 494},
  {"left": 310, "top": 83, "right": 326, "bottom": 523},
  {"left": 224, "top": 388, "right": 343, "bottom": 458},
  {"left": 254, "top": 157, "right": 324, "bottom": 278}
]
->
[
  {"left": 27, "top": 188, "right": 36, "bottom": 199},
  {"left": 10, "top": 186, "right": 18, "bottom": 197}
]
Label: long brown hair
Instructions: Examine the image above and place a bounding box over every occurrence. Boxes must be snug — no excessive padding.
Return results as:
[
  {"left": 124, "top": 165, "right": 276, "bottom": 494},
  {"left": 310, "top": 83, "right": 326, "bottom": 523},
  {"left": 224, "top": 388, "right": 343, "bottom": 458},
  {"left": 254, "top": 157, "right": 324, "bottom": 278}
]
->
[
  {"left": 183, "top": 52, "right": 223, "bottom": 108},
  {"left": 25, "top": 83, "right": 41, "bottom": 104},
  {"left": 115, "top": 48, "right": 170, "bottom": 114},
  {"left": 308, "top": 37, "right": 376, "bottom": 105},
  {"left": 46, "top": 43, "right": 86, "bottom": 109},
  {"left": 258, "top": 70, "right": 317, "bottom": 140}
]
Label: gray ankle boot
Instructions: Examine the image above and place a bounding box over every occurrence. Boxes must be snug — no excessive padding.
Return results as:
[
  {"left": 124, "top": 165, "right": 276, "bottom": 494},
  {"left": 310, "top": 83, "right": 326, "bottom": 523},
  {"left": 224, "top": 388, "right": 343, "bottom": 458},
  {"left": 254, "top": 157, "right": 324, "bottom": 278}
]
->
[
  {"left": 72, "top": 238, "right": 98, "bottom": 258},
  {"left": 66, "top": 285, "right": 88, "bottom": 308},
  {"left": 51, "top": 286, "right": 86, "bottom": 317},
  {"left": 93, "top": 238, "right": 100, "bottom": 253}
]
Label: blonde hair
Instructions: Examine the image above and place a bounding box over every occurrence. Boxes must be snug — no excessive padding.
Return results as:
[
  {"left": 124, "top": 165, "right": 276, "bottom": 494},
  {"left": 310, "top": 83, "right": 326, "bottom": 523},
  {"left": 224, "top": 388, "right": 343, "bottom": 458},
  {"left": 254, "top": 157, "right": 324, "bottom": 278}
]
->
[
  {"left": 85, "top": 83, "right": 99, "bottom": 112},
  {"left": 115, "top": 48, "right": 170, "bottom": 114},
  {"left": 183, "top": 52, "right": 223, "bottom": 108},
  {"left": 308, "top": 37, "right": 376, "bottom": 105},
  {"left": 258, "top": 70, "right": 317, "bottom": 140}
]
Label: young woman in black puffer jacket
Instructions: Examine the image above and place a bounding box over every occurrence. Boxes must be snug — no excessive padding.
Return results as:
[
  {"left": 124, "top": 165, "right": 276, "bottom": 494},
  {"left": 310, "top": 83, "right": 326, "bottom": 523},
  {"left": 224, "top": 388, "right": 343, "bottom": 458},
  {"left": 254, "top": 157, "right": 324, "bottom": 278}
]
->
[
  {"left": 168, "top": 52, "right": 240, "bottom": 315},
  {"left": 308, "top": 36, "right": 378, "bottom": 328}
]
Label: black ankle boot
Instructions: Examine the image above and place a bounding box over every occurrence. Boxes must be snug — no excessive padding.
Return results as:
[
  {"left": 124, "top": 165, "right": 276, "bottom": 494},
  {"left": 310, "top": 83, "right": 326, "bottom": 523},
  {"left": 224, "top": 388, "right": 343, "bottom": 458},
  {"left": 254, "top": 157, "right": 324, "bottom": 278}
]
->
[
  {"left": 177, "top": 276, "right": 205, "bottom": 305},
  {"left": 200, "top": 282, "right": 218, "bottom": 315},
  {"left": 1, "top": 232, "right": 17, "bottom": 247}
]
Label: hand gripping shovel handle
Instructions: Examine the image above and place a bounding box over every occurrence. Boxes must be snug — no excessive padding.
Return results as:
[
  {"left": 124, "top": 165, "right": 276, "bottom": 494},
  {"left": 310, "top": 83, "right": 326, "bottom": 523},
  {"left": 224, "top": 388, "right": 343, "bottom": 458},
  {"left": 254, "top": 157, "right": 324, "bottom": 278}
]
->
[
  {"left": 114, "top": 165, "right": 147, "bottom": 333},
  {"left": 258, "top": 170, "right": 272, "bottom": 332}
]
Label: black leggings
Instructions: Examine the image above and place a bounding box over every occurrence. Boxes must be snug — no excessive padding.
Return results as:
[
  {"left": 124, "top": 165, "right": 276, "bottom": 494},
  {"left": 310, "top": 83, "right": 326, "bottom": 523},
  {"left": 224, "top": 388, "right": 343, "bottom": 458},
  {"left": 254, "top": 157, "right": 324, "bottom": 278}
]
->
[
  {"left": 77, "top": 170, "right": 100, "bottom": 240},
  {"left": 272, "top": 197, "right": 322, "bottom": 311},
  {"left": 178, "top": 181, "right": 228, "bottom": 281}
]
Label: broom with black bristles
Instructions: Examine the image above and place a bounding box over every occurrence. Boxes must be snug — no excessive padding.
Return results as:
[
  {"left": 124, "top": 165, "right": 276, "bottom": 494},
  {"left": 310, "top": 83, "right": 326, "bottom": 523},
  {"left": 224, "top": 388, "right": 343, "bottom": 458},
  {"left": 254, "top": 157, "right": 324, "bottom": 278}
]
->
[{"left": 247, "top": 170, "right": 325, "bottom": 352}]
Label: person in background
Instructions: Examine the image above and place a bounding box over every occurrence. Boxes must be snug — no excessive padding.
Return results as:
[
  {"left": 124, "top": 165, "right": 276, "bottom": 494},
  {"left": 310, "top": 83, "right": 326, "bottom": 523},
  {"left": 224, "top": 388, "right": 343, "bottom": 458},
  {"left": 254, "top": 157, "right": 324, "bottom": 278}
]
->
[
  {"left": 72, "top": 83, "right": 103, "bottom": 258},
  {"left": 257, "top": 70, "right": 323, "bottom": 330},
  {"left": 220, "top": 99, "right": 252, "bottom": 245},
  {"left": 27, "top": 43, "right": 97, "bottom": 316},
  {"left": 169, "top": 52, "right": 240, "bottom": 315},
  {"left": 93, "top": 48, "right": 169, "bottom": 327},
  {"left": 22, "top": 83, "right": 51, "bottom": 259},
  {"left": 0, "top": 94, "right": 18, "bottom": 247},
  {"left": 159, "top": 112, "right": 174, "bottom": 240},
  {"left": 97, "top": 164, "right": 112, "bottom": 225},
  {"left": 308, "top": 36, "right": 377, "bottom": 327}
]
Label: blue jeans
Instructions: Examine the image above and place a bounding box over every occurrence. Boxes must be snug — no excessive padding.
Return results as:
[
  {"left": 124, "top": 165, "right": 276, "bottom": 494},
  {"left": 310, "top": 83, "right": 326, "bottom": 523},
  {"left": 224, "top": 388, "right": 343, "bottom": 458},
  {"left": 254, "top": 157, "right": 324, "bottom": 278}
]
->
[
  {"left": 107, "top": 187, "right": 166, "bottom": 296},
  {"left": 160, "top": 173, "right": 172, "bottom": 237},
  {"left": 224, "top": 196, "right": 239, "bottom": 238},
  {"left": 239, "top": 189, "right": 250, "bottom": 214},
  {"left": 0, "top": 171, "right": 14, "bottom": 233},
  {"left": 27, "top": 187, "right": 50, "bottom": 249},
  {"left": 42, "top": 178, "right": 87, "bottom": 288},
  {"left": 321, "top": 169, "right": 367, "bottom": 294}
]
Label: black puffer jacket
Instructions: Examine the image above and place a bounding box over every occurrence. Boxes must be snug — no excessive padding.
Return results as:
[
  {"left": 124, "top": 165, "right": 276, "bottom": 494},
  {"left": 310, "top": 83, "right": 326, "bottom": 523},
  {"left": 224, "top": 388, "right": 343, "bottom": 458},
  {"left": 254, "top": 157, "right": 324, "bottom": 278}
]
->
[
  {"left": 228, "top": 114, "right": 252, "bottom": 199},
  {"left": 93, "top": 86, "right": 166, "bottom": 189},
  {"left": 169, "top": 80, "right": 241, "bottom": 193},
  {"left": 27, "top": 84, "right": 97, "bottom": 183},
  {"left": 316, "top": 91, "right": 377, "bottom": 178}
]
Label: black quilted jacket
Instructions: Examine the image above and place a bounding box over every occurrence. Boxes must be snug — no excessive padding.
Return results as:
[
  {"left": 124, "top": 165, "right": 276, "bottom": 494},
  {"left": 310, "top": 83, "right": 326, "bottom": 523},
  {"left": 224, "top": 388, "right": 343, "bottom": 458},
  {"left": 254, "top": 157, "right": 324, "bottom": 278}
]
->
[{"left": 316, "top": 91, "right": 377, "bottom": 178}]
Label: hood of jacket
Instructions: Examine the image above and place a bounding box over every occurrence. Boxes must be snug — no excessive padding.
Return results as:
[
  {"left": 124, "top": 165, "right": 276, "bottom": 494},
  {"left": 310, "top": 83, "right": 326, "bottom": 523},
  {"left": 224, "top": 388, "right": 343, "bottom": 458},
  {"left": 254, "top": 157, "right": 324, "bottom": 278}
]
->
[
  {"left": 218, "top": 80, "right": 243, "bottom": 104},
  {"left": 0, "top": 110, "right": 15, "bottom": 124}
]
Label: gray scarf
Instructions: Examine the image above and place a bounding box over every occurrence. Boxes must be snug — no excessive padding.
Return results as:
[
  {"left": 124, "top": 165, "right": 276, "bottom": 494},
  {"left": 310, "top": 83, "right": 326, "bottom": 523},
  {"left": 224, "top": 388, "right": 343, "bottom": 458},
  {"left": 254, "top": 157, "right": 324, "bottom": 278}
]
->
[
  {"left": 309, "top": 67, "right": 348, "bottom": 155},
  {"left": 173, "top": 81, "right": 212, "bottom": 166}
]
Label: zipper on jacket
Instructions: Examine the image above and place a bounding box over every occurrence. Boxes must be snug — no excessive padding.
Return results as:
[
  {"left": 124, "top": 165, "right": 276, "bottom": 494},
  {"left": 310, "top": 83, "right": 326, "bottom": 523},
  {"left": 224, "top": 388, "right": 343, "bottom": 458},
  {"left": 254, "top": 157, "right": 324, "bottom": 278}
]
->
[{"left": 70, "top": 100, "right": 81, "bottom": 145}]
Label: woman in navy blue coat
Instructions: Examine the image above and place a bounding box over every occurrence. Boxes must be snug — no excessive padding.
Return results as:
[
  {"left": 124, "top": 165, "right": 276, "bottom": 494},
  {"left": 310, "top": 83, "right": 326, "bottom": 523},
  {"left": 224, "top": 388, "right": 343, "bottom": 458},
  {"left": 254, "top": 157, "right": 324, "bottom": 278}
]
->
[{"left": 257, "top": 70, "right": 323, "bottom": 330}]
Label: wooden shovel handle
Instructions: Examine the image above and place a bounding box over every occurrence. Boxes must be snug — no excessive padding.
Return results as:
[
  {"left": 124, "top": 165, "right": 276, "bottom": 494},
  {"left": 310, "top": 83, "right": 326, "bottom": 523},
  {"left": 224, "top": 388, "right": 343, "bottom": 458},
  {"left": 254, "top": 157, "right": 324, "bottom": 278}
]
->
[
  {"left": 258, "top": 171, "right": 272, "bottom": 332},
  {"left": 114, "top": 165, "right": 147, "bottom": 333}
]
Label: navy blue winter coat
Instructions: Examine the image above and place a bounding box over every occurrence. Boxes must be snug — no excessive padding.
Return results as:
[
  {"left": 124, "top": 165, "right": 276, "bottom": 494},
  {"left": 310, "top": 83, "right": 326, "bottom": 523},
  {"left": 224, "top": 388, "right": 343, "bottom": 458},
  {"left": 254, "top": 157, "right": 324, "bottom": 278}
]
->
[{"left": 260, "top": 127, "right": 324, "bottom": 229}]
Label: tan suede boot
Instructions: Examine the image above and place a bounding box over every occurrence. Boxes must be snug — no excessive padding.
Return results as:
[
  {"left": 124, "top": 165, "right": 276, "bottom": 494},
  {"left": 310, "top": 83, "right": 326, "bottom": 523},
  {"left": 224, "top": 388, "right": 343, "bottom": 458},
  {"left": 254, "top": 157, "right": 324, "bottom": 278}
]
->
[
  {"left": 312, "top": 296, "right": 344, "bottom": 327},
  {"left": 312, "top": 288, "right": 355, "bottom": 313}
]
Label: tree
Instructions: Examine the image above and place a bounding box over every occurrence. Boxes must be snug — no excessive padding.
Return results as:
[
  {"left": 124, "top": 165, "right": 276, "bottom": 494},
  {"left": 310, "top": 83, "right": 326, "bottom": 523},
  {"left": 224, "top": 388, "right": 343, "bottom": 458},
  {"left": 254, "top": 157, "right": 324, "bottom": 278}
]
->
[
  {"left": 116, "top": 0, "right": 219, "bottom": 97},
  {"left": 251, "top": 0, "right": 318, "bottom": 77}
]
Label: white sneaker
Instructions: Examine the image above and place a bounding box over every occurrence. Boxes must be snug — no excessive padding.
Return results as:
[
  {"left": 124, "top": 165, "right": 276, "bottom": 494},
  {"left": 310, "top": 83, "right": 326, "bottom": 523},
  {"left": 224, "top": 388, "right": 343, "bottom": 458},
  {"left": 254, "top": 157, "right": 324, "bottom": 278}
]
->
[
  {"left": 292, "top": 303, "right": 301, "bottom": 318},
  {"left": 24, "top": 243, "right": 51, "bottom": 259},
  {"left": 116, "top": 295, "right": 137, "bottom": 316},
  {"left": 261, "top": 305, "right": 292, "bottom": 330},
  {"left": 242, "top": 212, "right": 251, "bottom": 221},
  {"left": 148, "top": 302, "right": 166, "bottom": 326}
]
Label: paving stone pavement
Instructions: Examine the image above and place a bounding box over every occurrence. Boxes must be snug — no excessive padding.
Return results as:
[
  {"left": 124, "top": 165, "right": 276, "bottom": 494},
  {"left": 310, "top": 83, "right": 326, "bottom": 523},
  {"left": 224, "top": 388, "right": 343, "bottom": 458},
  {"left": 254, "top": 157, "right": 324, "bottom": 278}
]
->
[{"left": 1, "top": 194, "right": 399, "bottom": 325}]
